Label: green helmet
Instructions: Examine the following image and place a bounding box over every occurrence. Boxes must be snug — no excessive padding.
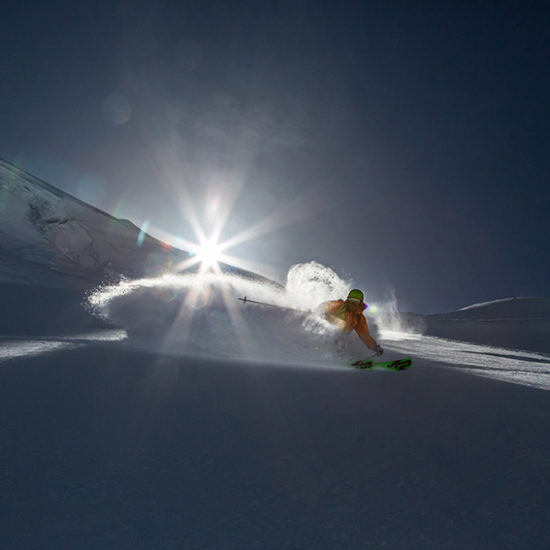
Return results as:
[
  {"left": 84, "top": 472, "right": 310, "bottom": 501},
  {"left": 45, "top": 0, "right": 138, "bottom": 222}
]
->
[{"left": 347, "top": 289, "right": 364, "bottom": 302}]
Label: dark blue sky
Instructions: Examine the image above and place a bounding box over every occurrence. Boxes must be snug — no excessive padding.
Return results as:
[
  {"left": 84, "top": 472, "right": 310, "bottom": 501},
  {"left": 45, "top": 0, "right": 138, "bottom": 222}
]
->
[{"left": 1, "top": 1, "right": 549, "bottom": 313}]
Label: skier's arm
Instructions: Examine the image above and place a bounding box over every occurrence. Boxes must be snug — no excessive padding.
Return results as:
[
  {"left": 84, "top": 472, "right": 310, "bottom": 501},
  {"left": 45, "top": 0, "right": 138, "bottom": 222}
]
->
[
  {"left": 355, "top": 315, "right": 377, "bottom": 349},
  {"left": 318, "top": 300, "right": 342, "bottom": 318},
  {"left": 316, "top": 301, "right": 329, "bottom": 316}
]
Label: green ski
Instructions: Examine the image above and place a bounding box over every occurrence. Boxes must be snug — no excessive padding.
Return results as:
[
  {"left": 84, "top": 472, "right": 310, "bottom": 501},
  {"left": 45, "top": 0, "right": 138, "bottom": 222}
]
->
[{"left": 350, "top": 358, "right": 412, "bottom": 371}]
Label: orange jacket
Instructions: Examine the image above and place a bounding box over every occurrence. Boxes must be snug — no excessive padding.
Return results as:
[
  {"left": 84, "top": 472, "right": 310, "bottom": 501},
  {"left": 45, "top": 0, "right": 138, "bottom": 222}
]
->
[{"left": 322, "top": 299, "right": 376, "bottom": 349}]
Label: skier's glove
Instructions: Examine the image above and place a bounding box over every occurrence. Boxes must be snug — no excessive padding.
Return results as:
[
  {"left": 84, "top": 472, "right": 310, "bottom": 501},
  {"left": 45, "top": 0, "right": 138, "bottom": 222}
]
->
[{"left": 373, "top": 344, "right": 384, "bottom": 356}]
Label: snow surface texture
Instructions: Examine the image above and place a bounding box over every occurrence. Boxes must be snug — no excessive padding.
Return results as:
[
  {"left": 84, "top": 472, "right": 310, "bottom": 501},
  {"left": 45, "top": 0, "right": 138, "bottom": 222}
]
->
[
  {"left": 88, "top": 262, "right": 550, "bottom": 391},
  {"left": 3, "top": 342, "right": 549, "bottom": 550},
  {"left": 0, "top": 330, "right": 126, "bottom": 362}
]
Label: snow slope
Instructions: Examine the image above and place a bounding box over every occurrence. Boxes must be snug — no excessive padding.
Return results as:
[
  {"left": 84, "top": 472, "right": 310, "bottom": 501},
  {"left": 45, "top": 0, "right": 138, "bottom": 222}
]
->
[
  {"left": 400, "top": 297, "right": 550, "bottom": 355},
  {"left": 1, "top": 337, "right": 549, "bottom": 550}
]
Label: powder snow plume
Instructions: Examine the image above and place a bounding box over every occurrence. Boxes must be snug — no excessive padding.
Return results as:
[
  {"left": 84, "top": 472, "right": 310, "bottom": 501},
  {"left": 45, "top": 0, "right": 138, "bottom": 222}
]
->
[{"left": 88, "top": 261, "right": 384, "bottom": 366}]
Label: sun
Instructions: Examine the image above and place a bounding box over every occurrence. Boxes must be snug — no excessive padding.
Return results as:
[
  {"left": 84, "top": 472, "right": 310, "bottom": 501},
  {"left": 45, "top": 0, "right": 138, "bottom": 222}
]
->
[{"left": 195, "top": 238, "right": 222, "bottom": 269}]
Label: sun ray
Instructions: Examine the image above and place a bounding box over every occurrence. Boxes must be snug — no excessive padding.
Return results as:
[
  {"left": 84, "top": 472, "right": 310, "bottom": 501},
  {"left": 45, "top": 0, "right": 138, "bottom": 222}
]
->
[
  {"left": 162, "top": 264, "right": 212, "bottom": 349},
  {"left": 218, "top": 188, "right": 324, "bottom": 252},
  {"left": 217, "top": 274, "right": 256, "bottom": 357}
]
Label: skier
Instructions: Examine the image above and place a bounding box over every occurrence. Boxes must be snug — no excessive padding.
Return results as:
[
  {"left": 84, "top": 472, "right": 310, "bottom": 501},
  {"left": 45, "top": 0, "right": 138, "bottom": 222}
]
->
[{"left": 319, "top": 289, "right": 384, "bottom": 355}]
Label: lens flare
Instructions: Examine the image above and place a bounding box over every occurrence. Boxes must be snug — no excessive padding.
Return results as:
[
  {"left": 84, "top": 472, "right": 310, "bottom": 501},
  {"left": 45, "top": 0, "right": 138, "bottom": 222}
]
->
[{"left": 137, "top": 220, "right": 150, "bottom": 246}]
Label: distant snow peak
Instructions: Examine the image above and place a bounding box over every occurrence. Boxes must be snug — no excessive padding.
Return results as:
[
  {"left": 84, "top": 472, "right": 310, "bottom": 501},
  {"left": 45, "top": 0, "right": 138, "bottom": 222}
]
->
[
  {"left": 458, "top": 297, "right": 525, "bottom": 311},
  {"left": 450, "top": 297, "right": 550, "bottom": 320}
]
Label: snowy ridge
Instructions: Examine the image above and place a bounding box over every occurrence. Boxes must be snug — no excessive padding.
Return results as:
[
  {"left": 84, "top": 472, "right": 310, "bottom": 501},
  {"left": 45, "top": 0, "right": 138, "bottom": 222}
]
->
[
  {"left": 0, "top": 158, "right": 124, "bottom": 218},
  {"left": 0, "top": 159, "right": 273, "bottom": 289},
  {"left": 453, "top": 296, "right": 550, "bottom": 319},
  {"left": 458, "top": 297, "right": 524, "bottom": 311},
  {"left": 0, "top": 158, "right": 184, "bottom": 286}
]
